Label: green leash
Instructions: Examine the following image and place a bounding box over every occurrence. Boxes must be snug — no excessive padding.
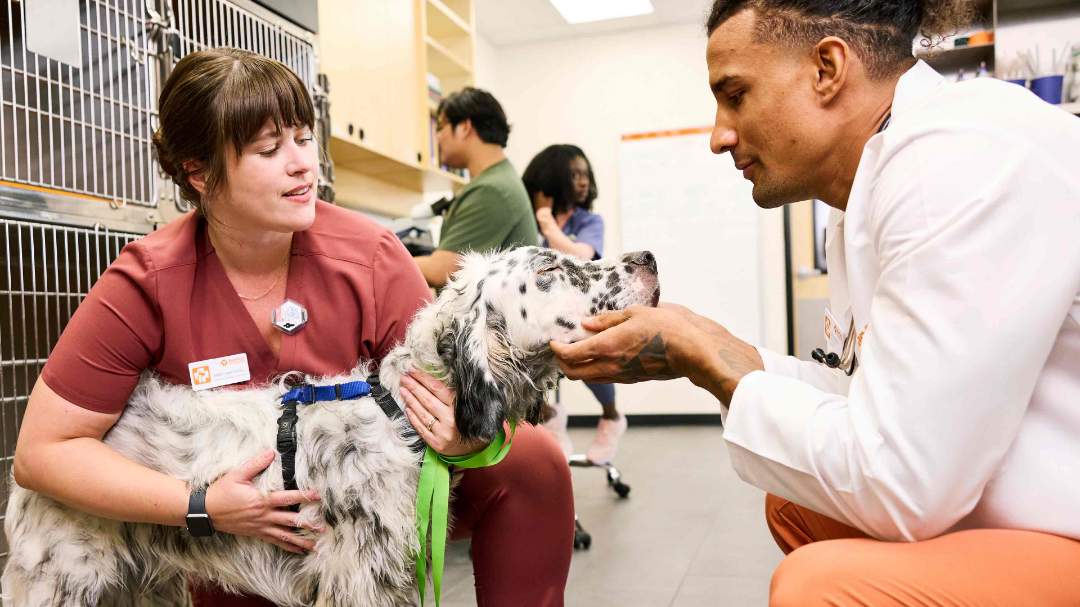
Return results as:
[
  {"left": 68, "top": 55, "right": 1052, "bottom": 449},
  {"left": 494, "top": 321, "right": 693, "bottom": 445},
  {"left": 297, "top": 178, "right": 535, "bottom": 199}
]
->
[{"left": 414, "top": 423, "right": 516, "bottom": 606}]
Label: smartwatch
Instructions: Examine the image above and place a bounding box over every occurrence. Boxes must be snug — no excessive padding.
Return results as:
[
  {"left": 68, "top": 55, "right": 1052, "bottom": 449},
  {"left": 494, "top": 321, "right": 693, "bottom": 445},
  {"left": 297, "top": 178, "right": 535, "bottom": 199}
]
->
[{"left": 185, "top": 487, "right": 215, "bottom": 537}]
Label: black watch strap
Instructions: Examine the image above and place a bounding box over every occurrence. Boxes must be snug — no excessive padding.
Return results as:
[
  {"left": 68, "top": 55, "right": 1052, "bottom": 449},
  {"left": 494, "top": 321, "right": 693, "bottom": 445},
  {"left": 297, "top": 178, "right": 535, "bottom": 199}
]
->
[{"left": 186, "top": 487, "right": 215, "bottom": 537}]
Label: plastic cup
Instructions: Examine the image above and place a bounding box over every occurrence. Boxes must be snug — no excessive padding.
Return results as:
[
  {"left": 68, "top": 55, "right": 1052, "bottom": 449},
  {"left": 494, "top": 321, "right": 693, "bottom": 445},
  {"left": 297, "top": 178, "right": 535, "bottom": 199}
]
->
[{"left": 1030, "top": 74, "right": 1064, "bottom": 104}]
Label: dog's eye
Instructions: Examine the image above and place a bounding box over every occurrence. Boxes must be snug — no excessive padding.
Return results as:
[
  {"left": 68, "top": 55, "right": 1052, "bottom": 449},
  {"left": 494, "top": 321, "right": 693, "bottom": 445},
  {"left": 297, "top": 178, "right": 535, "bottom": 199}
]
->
[{"left": 537, "top": 265, "right": 558, "bottom": 274}]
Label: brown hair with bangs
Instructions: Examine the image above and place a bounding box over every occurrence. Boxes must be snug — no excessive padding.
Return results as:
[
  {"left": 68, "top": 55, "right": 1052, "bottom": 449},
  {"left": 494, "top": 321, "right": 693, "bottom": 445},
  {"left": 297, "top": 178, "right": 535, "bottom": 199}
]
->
[{"left": 152, "top": 47, "right": 315, "bottom": 214}]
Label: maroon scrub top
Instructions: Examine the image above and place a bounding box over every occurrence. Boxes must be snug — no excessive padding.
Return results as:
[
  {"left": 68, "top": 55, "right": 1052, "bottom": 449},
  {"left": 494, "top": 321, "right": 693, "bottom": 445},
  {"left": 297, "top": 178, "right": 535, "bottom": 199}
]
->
[{"left": 42, "top": 199, "right": 431, "bottom": 413}]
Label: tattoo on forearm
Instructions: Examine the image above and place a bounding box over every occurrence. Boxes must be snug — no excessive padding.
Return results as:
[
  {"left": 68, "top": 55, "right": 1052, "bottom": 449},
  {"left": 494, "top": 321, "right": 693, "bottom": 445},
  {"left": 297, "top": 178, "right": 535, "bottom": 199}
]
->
[{"left": 617, "top": 334, "right": 678, "bottom": 381}]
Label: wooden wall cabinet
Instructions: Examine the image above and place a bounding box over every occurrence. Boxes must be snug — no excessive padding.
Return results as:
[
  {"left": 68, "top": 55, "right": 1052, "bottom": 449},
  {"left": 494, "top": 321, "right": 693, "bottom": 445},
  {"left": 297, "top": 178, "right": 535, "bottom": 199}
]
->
[
  {"left": 319, "top": 0, "right": 420, "bottom": 163},
  {"left": 317, "top": 0, "right": 475, "bottom": 216}
]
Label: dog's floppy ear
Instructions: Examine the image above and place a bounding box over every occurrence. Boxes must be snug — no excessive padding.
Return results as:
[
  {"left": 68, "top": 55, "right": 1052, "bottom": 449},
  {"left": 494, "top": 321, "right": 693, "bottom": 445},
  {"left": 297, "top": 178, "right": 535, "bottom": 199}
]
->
[{"left": 438, "top": 316, "right": 506, "bottom": 442}]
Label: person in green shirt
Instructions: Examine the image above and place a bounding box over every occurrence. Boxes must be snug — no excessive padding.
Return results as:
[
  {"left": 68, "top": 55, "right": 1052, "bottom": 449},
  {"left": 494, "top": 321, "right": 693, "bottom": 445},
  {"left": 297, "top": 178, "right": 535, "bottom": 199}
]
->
[{"left": 414, "top": 87, "right": 538, "bottom": 288}]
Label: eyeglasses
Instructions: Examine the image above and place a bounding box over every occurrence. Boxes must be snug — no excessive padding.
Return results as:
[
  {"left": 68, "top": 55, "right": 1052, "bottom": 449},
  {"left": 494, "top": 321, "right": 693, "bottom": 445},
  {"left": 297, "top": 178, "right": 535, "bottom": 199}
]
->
[{"left": 570, "top": 169, "right": 589, "bottom": 180}]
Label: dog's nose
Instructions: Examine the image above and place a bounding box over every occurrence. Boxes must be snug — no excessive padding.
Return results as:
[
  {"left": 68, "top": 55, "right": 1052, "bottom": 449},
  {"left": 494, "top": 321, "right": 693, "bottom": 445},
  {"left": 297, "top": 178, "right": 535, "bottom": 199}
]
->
[{"left": 622, "top": 250, "right": 657, "bottom": 274}]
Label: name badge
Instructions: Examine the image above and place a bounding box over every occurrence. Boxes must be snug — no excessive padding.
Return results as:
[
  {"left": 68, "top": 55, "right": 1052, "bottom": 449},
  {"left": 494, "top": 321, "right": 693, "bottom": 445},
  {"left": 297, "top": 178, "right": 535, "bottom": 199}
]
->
[{"left": 188, "top": 353, "right": 251, "bottom": 391}]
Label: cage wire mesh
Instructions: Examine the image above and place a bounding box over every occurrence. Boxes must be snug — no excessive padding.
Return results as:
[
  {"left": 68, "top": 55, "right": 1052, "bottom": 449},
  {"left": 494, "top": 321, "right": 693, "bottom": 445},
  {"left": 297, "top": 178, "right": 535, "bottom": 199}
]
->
[
  {"left": 173, "top": 0, "right": 316, "bottom": 90},
  {"left": 0, "top": 0, "right": 327, "bottom": 564},
  {"left": 0, "top": 219, "right": 142, "bottom": 558},
  {"left": 1, "top": 0, "right": 160, "bottom": 207}
]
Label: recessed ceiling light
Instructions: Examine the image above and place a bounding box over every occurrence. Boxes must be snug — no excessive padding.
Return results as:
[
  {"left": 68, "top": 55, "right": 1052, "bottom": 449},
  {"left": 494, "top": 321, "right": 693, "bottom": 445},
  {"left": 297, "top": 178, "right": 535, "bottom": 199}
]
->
[{"left": 549, "top": 0, "right": 655, "bottom": 24}]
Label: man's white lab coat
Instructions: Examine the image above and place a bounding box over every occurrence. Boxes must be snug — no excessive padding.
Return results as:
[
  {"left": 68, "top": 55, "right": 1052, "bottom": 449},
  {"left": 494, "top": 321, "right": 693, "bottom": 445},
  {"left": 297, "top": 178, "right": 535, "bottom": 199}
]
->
[{"left": 723, "top": 61, "right": 1080, "bottom": 542}]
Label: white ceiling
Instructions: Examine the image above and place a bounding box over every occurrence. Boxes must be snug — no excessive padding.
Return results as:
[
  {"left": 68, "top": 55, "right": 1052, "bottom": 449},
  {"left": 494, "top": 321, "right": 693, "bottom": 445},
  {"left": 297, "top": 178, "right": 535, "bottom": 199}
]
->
[{"left": 475, "top": 0, "right": 714, "bottom": 46}]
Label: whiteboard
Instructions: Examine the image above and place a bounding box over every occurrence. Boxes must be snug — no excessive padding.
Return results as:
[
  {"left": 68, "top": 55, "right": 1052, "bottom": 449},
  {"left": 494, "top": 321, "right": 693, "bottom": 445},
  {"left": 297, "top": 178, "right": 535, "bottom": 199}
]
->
[
  {"left": 558, "top": 128, "right": 773, "bottom": 415},
  {"left": 618, "top": 128, "right": 764, "bottom": 345}
]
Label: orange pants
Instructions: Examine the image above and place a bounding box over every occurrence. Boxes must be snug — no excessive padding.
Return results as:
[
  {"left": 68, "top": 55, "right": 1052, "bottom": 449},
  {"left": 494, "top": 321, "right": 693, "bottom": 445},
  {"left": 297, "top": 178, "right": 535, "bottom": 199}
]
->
[{"left": 766, "top": 494, "right": 1080, "bottom": 606}]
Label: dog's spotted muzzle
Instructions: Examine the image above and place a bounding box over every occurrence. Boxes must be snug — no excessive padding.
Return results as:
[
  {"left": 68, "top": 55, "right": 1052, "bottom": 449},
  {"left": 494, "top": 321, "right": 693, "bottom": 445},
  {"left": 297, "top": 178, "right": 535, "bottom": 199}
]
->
[{"left": 621, "top": 250, "right": 660, "bottom": 308}]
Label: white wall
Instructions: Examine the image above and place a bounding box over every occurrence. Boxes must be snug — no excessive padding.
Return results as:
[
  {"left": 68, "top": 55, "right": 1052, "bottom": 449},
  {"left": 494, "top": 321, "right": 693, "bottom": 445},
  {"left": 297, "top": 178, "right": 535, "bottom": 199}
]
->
[
  {"left": 477, "top": 23, "right": 788, "bottom": 415},
  {"left": 474, "top": 33, "right": 499, "bottom": 93}
]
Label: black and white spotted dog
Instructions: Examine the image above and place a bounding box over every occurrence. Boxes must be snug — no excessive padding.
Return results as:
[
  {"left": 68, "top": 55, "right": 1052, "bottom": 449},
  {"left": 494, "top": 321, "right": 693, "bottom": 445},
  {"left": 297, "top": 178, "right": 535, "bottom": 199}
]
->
[{"left": 2, "top": 246, "right": 659, "bottom": 607}]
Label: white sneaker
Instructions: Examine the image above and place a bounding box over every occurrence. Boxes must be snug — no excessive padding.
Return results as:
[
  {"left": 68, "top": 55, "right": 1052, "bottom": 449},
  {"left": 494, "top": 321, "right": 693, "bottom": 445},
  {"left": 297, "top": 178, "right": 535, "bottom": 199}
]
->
[
  {"left": 587, "top": 414, "right": 627, "bottom": 465},
  {"left": 543, "top": 401, "right": 573, "bottom": 459}
]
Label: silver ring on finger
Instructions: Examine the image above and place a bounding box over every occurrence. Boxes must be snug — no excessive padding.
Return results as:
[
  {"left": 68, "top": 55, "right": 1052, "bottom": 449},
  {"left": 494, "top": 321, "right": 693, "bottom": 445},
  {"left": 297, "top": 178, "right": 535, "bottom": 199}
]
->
[{"left": 426, "top": 416, "right": 438, "bottom": 432}]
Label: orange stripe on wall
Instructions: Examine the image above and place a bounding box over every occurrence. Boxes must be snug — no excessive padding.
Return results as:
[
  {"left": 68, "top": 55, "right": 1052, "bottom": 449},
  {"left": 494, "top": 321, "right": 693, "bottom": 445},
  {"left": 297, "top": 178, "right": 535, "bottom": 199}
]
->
[{"left": 621, "top": 126, "right": 712, "bottom": 141}]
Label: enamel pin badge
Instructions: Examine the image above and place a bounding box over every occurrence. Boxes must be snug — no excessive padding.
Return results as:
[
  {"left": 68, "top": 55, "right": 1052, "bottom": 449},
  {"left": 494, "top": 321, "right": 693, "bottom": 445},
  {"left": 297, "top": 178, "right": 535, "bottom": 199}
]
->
[{"left": 272, "top": 299, "right": 308, "bottom": 334}]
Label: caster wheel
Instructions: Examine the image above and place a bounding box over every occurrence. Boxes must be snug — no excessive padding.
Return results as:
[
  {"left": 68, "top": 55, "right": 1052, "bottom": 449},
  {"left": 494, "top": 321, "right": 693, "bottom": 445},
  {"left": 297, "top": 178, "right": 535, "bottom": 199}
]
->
[
  {"left": 612, "top": 481, "right": 631, "bottom": 499},
  {"left": 574, "top": 519, "right": 592, "bottom": 550},
  {"left": 574, "top": 529, "right": 592, "bottom": 550}
]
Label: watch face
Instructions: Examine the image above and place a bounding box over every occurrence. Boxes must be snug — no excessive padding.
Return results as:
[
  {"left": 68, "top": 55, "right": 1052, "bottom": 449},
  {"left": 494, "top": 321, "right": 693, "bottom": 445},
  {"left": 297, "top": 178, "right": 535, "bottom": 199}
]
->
[{"left": 186, "top": 513, "right": 214, "bottom": 537}]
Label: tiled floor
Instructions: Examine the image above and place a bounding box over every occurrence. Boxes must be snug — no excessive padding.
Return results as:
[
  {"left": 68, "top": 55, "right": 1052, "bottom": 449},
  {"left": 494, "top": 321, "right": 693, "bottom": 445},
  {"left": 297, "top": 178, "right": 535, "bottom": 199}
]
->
[{"left": 435, "top": 425, "right": 784, "bottom": 606}]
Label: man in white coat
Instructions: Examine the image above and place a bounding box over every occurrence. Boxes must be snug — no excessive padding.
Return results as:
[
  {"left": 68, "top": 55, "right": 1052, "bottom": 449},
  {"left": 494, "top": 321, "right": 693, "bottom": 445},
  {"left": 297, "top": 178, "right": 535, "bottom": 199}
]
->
[{"left": 551, "top": 0, "right": 1080, "bottom": 604}]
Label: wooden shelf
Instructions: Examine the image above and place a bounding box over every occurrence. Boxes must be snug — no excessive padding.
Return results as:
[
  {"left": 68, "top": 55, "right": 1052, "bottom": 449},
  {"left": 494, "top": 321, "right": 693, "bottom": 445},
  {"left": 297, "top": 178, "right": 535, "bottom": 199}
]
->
[
  {"left": 413, "top": 0, "right": 472, "bottom": 190},
  {"left": 426, "top": 0, "right": 471, "bottom": 39},
  {"left": 329, "top": 133, "right": 464, "bottom": 193},
  {"left": 426, "top": 36, "right": 471, "bottom": 78},
  {"left": 916, "top": 42, "right": 994, "bottom": 72}
]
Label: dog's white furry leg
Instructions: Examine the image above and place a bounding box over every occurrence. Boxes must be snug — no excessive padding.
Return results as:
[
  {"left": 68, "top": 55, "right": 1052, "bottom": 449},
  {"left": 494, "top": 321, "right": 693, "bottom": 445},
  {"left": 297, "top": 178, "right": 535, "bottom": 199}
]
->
[
  {"left": 1, "top": 562, "right": 27, "bottom": 607},
  {"left": 1, "top": 542, "right": 120, "bottom": 606},
  {"left": 3, "top": 486, "right": 128, "bottom": 607},
  {"left": 304, "top": 518, "right": 418, "bottom": 607}
]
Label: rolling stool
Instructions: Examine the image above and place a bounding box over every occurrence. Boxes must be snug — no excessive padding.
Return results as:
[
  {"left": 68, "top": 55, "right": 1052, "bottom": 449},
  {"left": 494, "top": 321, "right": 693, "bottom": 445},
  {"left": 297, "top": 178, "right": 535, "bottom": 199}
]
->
[
  {"left": 543, "top": 384, "right": 632, "bottom": 551},
  {"left": 568, "top": 454, "right": 631, "bottom": 550}
]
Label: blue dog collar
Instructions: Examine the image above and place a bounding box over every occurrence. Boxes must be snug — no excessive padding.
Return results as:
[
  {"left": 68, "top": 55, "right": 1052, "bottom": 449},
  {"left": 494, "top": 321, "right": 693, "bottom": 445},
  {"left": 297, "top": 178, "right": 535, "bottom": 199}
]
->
[{"left": 280, "top": 380, "right": 372, "bottom": 404}]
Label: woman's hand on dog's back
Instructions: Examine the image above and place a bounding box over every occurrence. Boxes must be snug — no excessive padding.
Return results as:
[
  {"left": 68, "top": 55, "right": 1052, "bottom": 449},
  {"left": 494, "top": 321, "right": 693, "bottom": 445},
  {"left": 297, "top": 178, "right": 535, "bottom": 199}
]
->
[{"left": 206, "top": 449, "right": 324, "bottom": 554}]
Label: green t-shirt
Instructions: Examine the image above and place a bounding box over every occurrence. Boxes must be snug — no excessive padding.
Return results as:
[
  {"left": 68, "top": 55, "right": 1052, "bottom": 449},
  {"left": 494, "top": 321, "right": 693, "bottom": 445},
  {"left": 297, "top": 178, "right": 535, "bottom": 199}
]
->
[{"left": 438, "top": 159, "right": 539, "bottom": 254}]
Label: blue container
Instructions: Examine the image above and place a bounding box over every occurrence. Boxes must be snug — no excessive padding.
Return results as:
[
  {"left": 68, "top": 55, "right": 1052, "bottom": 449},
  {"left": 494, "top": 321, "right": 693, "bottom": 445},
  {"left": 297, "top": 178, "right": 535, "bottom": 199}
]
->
[
  {"left": 1006, "top": 78, "right": 1027, "bottom": 87},
  {"left": 1031, "top": 74, "right": 1064, "bottom": 104}
]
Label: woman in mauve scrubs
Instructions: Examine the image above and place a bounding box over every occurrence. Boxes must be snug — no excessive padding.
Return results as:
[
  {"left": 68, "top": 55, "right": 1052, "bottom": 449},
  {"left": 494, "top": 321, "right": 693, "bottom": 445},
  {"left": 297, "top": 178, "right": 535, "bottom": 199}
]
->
[{"left": 14, "top": 48, "right": 573, "bottom": 606}]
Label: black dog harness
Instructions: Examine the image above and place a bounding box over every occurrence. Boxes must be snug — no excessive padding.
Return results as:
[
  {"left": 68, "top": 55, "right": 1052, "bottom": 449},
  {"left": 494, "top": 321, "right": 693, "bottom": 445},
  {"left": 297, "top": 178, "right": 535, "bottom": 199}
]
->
[{"left": 276, "top": 375, "right": 423, "bottom": 511}]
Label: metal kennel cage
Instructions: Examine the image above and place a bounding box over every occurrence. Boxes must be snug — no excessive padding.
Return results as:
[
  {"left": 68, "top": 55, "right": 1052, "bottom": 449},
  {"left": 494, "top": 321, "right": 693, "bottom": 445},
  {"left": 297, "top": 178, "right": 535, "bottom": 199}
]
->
[
  {"left": 0, "top": 0, "right": 326, "bottom": 564},
  {"left": 0, "top": 219, "right": 142, "bottom": 558}
]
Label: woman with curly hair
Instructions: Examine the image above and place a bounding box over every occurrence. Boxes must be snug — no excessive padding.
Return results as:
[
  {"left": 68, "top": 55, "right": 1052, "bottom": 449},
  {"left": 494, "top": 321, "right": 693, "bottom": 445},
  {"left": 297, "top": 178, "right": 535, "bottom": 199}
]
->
[{"left": 523, "top": 144, "right": 628, "bottom": 465}]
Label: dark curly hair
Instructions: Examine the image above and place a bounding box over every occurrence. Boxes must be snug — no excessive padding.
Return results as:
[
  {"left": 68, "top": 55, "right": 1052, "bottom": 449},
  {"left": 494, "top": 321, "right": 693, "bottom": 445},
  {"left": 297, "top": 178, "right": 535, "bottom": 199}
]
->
[
  {"left": 522, "top": 144, "right": 598, "bottom": 216},
  {"left": 152, "top": 48, "right": 315, "bottom": 214},
  {"left": 705, "top": 0, "right": 978, "bottom": 78}
]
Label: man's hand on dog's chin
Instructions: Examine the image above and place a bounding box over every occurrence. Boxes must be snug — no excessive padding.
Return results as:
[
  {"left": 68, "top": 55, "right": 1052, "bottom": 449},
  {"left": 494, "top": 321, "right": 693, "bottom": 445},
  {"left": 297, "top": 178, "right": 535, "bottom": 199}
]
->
[{"left": 549, "top": 303, "right": 764, "bottom": 405}]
